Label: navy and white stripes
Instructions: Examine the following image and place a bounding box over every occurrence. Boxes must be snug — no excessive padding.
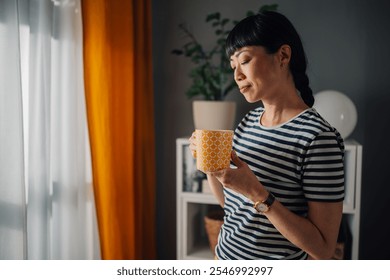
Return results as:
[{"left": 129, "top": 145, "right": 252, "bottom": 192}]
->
[{"left": 215, "top": 107, "right": 344, "bottom": 260}]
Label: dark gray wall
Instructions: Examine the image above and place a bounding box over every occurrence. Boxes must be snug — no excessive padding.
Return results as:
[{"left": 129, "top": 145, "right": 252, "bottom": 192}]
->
[{"left": 152, "top": 0, "right": 390, "bottom": 259}]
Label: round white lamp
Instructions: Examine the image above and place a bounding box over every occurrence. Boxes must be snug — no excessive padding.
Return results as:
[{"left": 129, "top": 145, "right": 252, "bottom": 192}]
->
[{"left": 313, "top": 90, "right": 358, "bottom": 139}]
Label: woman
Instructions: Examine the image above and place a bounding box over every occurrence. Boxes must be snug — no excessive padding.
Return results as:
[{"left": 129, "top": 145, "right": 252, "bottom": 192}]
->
[{"left": 189, "top": 11, "right": 344, "bottom": 260}]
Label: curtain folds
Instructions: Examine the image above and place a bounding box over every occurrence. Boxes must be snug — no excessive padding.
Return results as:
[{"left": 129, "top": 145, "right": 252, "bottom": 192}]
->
[
  {"left": 27, "top": 0, "right": 100, "bottom": 259},
  {"left": 0, "top": 0, "right": 100, "bottom": 259},
  {"left": 82, "top": 0, "right": 156, "bottom": 259},
  {"left": 26, "top": 0, "right": 100, "bottom": 259},
  {"left": 0, "top": 0, "right": 27, "bottom": 259}
]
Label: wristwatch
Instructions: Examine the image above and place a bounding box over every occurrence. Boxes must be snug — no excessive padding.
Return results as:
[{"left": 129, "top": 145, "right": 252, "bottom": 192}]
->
[{"left": 253, "top": 192, "right": 275, "bottom": 214}]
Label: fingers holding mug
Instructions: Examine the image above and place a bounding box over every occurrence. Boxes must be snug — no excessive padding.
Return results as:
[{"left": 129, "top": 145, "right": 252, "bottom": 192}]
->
[{"left": 189, "top": 131, "right": 197, "bottom": 158}]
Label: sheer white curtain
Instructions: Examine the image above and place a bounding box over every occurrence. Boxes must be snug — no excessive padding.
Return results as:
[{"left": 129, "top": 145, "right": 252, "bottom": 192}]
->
[
  {"left": 0, "top": 0, "right": 100, "bottom": 259},
  {"left": 0, "top": 0, "right": 27, "bottom": 260}
]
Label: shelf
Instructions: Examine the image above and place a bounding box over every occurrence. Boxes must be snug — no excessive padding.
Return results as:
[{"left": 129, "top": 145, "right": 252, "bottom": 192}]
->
[
  {"left": 342, "top": 207, "right": 356, "bottom": 215},
  {"left": 181, "top": 192, "right": 219, "bottom": 204},
  {"left": 184, "top": 243, "right": 214, "bottom": 260}
]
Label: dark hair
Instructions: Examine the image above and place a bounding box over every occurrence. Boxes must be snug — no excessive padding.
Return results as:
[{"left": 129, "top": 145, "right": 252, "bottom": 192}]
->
[{"left": 226, "top": 11, "right": 314, "bottom": 107}]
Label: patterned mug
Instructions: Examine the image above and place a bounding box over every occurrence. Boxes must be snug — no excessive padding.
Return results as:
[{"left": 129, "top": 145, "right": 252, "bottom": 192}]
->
[{"left": 195, "top": 129, "right": 234, "bottom": 172}]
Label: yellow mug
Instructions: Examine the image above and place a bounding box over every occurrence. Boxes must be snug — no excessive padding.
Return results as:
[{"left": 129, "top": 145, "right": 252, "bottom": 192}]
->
[{"left": 195, "top": 129, "right": 234, "bottom": 172}]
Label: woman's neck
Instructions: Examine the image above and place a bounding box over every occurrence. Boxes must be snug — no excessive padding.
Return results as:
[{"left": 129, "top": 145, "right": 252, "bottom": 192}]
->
[{"left": 260, "top": 92, "right": 309, "bottom": 127}]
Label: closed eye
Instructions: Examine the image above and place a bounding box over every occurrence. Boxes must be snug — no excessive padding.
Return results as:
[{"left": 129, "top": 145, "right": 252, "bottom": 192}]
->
[{"left": 231, "top": 62, "right": 248, "bottom": 70}]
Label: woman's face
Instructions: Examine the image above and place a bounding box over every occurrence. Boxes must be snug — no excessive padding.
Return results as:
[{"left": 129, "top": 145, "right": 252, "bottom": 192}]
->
[{"left": 230, "top": 46, "right": 281, "bottom": 103}]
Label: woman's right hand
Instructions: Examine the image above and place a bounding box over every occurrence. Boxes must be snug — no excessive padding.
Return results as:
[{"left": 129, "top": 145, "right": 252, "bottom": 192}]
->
[{"left": 189, "top": 131, "right": 197, "bottom": 159}]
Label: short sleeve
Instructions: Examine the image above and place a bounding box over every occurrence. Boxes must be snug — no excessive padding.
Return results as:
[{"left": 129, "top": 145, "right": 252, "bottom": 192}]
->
[{"left": 302, "top": 131, "right": 345, "bottom": 202}]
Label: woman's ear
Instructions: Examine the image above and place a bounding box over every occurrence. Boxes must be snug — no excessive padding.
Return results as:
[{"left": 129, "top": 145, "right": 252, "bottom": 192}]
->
[{"left": 278, "top": 44, "right": 291, "bottom": 67}]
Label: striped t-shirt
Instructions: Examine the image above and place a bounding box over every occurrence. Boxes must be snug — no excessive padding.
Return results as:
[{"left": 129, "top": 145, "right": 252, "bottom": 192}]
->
[{"left": 215, "top": 107, "right": 344, "bottom": 260}]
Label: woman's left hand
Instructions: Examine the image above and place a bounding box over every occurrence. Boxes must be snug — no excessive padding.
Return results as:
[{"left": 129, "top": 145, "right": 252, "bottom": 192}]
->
[{"left": 207, "top": 150, "right": 268, "bottom": 202}]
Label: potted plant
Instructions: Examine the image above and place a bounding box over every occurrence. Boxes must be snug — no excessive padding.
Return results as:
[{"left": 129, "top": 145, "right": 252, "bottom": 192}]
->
[{"left": 172, "top": 4, "right": 278, "bottom": 130}]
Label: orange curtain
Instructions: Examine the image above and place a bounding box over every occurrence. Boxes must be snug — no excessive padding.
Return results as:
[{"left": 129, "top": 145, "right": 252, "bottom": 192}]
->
[{"left": 81, "top": 0, "right": 156, "bottom": 259}]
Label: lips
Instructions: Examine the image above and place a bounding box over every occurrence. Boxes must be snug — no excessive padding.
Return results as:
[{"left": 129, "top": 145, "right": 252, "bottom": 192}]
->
[{"left": 239, "top": 85, "right": 250, "bottom": 93}]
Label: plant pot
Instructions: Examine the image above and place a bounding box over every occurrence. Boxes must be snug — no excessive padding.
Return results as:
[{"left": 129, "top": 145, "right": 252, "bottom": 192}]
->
[{"left": 192, "top": 100, "right": 236, "bottom": 130}]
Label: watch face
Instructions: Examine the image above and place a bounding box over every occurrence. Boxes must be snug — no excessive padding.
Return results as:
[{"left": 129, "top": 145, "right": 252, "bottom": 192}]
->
[{"left": 257, "top": 203, "right": 269, "bottom": 213}]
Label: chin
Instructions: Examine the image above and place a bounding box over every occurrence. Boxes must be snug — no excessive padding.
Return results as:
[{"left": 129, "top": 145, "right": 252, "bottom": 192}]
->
[
  {"left": 242, "top": 90, "right": 261, "bottom": 103},
  {"left": 243, "top": 95, "right": 260, "bottom": 103}
]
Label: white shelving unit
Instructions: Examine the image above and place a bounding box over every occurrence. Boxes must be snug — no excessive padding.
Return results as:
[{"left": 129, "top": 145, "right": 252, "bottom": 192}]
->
[
  {"left": 176, "top": 138, "right": 363, "bottom": 260},
  {"left": 342, "top": 139, "right": 363, "bottom": 259}
]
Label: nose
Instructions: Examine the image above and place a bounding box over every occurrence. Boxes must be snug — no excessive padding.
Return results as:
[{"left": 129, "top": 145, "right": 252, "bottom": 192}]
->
[{"left": 234, "top": 67, "right": 245, "bottom": 82}]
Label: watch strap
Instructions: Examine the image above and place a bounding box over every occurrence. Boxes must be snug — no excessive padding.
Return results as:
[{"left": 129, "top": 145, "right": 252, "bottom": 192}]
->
[{"left": 264, "top": 192, "right": 275, "bottom": 207}]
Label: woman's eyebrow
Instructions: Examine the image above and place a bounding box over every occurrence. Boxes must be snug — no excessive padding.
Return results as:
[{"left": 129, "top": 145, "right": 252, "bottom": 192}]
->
[{"left": 230, "top": 50, "right": 249, "bottom": 61}]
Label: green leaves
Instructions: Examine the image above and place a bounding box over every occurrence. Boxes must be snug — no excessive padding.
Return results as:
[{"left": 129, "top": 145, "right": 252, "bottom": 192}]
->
[
  {"left": 259, "top": 4, "right": 278, "bottom": 12},
  {"left": 173, "top": 4, "right": 278, "bottom": 100},
  {"left": 206, "top": 12, "right": 220, "bottom": 22},
  {"left": 221, "top": 18, "right": 229, "bottom": 26},
  {"left": 246, "top": 11, "right": 255, "bottom": 17}
]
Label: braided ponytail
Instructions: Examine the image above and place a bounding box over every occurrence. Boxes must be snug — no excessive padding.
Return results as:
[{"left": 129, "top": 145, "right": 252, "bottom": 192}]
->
[{"left": 292, "top": 72, "right": 314, "bottom": 107}]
